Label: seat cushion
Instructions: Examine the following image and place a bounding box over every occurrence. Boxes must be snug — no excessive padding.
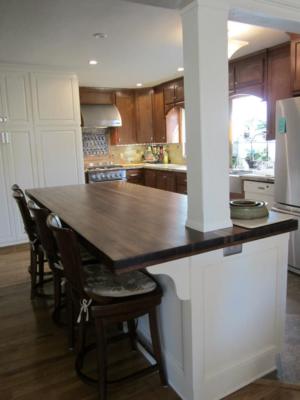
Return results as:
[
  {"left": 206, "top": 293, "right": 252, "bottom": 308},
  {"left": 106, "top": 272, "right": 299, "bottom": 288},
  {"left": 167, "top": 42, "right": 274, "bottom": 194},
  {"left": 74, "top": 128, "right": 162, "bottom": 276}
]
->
[
  {"left": 79, "top": 244, "right": 98, "bottom": 263},
  {"left": 83, "top": 264, "right": 157, "bottom": 298}
]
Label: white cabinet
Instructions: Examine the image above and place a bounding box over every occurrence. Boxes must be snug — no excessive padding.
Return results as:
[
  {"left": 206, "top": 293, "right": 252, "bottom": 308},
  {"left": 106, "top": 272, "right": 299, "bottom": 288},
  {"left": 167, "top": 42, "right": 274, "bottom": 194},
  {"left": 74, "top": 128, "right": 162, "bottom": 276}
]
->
[
  {"left": 0, "top": 143, "right": 15, "bottom": 245},
  {"left": 0, "top": 67, "right": 84, "bottom": 246},
  {"left": 31, "top": 72, "right": 80, "bottom": 126},
  {"left": 0, "top": 72, "right": 32, "bottom": 126},
  {"left": 37, "top": 127, "right": 84, "bottom": 187},
  {"left": 244, "top": 180, "right": 275, "bottom": 209}
]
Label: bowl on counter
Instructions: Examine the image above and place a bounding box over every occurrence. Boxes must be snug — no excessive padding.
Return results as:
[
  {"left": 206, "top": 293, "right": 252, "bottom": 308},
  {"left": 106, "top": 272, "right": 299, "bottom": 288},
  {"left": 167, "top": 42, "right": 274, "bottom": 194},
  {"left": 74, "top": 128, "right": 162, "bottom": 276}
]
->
[{"left": 230, "top": 200, "right": 269, "bottom": 220}]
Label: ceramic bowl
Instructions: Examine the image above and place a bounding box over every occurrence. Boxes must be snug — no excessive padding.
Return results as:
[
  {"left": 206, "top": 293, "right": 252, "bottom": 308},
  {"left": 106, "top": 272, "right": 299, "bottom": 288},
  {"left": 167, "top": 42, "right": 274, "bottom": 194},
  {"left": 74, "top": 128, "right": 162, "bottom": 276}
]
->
[{"left": 230, "top": 199, "right": 269, "bottom": 220}]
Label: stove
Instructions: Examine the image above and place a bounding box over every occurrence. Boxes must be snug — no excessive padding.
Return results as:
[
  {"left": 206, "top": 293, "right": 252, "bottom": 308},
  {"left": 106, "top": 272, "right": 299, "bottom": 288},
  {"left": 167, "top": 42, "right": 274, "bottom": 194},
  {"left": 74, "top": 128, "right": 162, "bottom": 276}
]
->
[{"left": 86, "top": 165, "right": 126, "bottom": 183}]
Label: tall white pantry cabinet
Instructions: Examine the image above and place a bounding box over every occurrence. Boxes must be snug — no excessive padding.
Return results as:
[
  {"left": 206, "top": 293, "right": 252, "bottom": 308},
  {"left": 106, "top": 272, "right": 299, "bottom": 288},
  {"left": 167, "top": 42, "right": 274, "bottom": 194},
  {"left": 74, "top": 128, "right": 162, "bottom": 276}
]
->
[{"left": 0, "top": 66, "right": 84, "bottom": 246}]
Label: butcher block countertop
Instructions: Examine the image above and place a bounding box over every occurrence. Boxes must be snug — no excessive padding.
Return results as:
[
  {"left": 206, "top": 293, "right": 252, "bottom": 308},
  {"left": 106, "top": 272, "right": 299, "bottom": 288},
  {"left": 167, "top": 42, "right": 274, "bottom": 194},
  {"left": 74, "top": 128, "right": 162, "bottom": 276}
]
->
[{"left": 26, "top": 182, "right": 297, "bottom": 272}]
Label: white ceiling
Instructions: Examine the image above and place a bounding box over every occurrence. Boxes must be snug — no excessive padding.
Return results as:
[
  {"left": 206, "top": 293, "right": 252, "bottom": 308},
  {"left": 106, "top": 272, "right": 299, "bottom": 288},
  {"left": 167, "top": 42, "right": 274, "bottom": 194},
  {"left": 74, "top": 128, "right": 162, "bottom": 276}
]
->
[{"left": 0, "top": 0, "right": 290, "bottom": 88}]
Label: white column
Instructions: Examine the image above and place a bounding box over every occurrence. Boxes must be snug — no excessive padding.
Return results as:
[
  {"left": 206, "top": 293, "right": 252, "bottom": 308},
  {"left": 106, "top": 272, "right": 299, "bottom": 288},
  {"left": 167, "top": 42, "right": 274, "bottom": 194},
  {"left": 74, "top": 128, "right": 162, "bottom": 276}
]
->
[{"left": 182, "top": 0, "right": 232, "bottom": 232}]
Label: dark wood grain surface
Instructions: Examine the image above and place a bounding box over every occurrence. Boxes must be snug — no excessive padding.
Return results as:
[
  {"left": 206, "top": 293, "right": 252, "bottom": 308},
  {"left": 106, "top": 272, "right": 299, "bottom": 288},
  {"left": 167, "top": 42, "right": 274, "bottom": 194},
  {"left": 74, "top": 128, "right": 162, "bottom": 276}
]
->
[{"left": 26, "top": 182, "right": 297, "bottom": 272}]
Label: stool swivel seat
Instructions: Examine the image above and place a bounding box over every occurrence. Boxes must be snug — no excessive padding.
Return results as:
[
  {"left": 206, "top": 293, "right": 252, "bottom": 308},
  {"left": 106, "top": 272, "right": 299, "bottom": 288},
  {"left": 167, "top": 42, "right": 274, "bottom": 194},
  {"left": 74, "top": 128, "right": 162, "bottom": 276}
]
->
[{"left": 47, "top": 213, "right": 167, "bottom": 400}]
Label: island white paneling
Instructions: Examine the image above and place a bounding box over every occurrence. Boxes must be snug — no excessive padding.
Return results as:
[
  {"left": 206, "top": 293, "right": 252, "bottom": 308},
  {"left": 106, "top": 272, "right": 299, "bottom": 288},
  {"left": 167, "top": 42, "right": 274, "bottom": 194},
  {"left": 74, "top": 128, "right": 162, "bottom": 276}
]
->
[{"left": 143, "top": 233, "right": 289, "bottom": 400}]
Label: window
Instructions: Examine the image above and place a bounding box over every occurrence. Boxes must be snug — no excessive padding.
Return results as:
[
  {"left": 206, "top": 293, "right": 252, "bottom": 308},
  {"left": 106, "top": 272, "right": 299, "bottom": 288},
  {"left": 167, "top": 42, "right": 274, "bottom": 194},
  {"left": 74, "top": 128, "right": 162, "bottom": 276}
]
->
[
  {"left": 230, "top": 95, "right": 275, "bottom": 171},
  {"left": 166, "top": 106, "right": 186, "bottom": 158}
]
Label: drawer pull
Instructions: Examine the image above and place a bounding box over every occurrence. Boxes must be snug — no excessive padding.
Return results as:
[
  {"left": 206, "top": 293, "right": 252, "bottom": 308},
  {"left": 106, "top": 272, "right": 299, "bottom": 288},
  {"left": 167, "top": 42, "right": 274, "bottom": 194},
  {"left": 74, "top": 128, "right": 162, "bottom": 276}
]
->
[
  {"left": 128, "top": 173, "right": 139, "bottom": 177},
  {"left": 258, "top": 186, "right": 265, "bottom": 190}
]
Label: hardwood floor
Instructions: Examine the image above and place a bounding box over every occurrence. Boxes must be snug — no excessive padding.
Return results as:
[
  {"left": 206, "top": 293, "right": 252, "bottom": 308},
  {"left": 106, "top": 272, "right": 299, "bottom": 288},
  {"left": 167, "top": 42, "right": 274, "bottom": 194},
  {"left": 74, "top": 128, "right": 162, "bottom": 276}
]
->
[{"left": 1, "top": 244, "right": 300, "bottom": 400}]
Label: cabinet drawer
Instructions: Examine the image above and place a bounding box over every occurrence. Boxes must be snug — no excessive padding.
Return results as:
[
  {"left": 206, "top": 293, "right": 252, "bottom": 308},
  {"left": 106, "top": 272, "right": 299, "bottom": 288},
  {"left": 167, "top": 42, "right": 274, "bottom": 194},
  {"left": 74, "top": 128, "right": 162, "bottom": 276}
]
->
[
  {"left": 243, "top": 180, "right": 274, "bottom": 195},
  {"left": 126, "top": 169, "right": 144, "bottom": 185}
]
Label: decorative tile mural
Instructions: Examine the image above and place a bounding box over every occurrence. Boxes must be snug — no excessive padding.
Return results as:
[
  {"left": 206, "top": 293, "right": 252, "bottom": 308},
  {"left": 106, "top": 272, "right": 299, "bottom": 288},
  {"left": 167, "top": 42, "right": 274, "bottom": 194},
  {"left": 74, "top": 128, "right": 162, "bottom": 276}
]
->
[{"left": 82, "top": 130, "right": 108, "bottom": 156}]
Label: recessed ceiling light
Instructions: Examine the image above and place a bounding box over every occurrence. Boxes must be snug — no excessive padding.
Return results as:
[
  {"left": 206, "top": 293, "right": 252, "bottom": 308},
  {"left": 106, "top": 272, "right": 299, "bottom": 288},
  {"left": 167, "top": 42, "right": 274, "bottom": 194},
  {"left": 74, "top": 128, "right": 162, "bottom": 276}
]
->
[
  {"left": 89, "top": 60, "right": 98, "bottom": 65},
  {"left": 136, "top": 83, "right": 143, "bottom": 87},
  {"left": 177, "top": 67, "right": 184, "bottom": 72},
  {"left": 93, "top": 32, "right": 108, "bottom": 39}
]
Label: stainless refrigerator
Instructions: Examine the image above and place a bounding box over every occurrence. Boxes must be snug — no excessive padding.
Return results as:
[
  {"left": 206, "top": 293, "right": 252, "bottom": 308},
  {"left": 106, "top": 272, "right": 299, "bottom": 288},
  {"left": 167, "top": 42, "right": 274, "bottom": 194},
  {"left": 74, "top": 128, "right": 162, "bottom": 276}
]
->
[{"left": 275, "top": 97, "right": 300, "bottom": 274}]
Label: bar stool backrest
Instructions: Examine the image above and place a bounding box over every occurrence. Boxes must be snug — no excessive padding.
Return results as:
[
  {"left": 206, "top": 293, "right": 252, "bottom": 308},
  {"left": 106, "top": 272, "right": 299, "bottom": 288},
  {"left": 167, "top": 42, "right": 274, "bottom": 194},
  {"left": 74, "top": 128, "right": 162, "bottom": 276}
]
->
[
  {"left": 12, "top": 188, "right": 36, "bottom": 243},
  {"left": 47, "top": 213, "right": 85, "bottom": 296},
  {"left": 28, "top": 201, "right": 59, "bottom": 264}
]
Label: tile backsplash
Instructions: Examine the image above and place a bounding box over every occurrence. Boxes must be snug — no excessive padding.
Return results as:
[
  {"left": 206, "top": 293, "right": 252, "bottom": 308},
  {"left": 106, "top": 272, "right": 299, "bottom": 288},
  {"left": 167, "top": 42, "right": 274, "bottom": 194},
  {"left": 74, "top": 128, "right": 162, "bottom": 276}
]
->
[
  {"left": 82, "top": 129, "right": 108, "bottom": 156},
  {"left": 83, "top": 130, "right": 186, "bottom": 167}
]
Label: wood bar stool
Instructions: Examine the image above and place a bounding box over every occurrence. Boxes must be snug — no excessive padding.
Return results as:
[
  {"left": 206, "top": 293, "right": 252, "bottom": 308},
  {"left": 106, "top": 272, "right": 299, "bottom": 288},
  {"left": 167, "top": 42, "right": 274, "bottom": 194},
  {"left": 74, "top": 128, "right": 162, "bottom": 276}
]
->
[
  {"left": 47, "top": 213, "right": 167, "bottom": 400},
  {"left": 11, "top": 185, "right": 48, "bottom": 299},
  {"left": 28, "top": 200, "right": 98, "bottom": 327}
]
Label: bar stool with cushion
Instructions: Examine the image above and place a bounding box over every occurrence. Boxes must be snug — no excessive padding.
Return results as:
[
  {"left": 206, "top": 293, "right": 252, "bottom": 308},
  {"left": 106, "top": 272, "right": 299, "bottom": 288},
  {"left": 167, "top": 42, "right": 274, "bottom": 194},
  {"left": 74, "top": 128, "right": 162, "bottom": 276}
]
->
[
  {"left": 11, "top": 185, "right": 47, "bottom": 299},
  {"left": 47, "top": 213, "right": 167, "bottom": 400},
  {"left": 28, "top": 200, "right": 98, "bottom": 327}
]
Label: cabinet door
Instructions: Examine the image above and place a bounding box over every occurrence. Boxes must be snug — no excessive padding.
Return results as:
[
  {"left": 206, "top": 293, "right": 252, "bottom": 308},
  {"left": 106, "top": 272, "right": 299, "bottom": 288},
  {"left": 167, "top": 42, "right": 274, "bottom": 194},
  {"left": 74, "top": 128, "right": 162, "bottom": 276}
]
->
[
  {"left": 0, "top": 143, "right": 15, "bottom": 245},
  {"left": 267, "top": 44, "right": 291, "bottom": 140},
  {"left": 290, "top": 35, "right": 300, "bottom": 94},
  {"left": 229, "top": 63, "right": 235, "bottom": 93},
  {"left": 153, "top": 87, "right": 166, "bottom": 143},
  {"left": 5, "top": 129, "right": 38, "bottom": 242},
  {"left": 144, "top": 169, "right": 156, "bottom": 188},
  {"left": 112, "top": 90, "right": 136, "bottom": 145},
  {"left": 135, "top": 89, "right": 154, "bottom": 143},
  {"left": 31, "top": 72, "right": 81, "bottom": 126},
  {"left": 37, "top": 127, "right": 84, "bottom": 187},
  {"left": 176, "top": 172, "right": 187, "bottom": 194},
  {"left": 79, "top": 87, "right": 115, "bottom": 105},
  {"left": 0, "top": 72, "right": 32, "bottom": 126},
  {"left": 163, "top": 82, "right": 175, "bottom": 105},
  {"left": 174, "top": 79, "right": 184, "bottom": 103},
  {"left": 235, "top": 53, "right": 265, "bottom": 88},
  {"left": 156, "top": 171, "right": 176, "bottom": 192}
]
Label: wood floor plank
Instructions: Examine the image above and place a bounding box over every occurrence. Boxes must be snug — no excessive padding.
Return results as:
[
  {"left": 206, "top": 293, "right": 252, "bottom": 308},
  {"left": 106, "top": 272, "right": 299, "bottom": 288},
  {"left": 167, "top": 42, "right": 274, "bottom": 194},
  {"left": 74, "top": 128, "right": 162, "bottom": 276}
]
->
[{"left": 1, "top": 244, "right": 300, "bottom": 400}]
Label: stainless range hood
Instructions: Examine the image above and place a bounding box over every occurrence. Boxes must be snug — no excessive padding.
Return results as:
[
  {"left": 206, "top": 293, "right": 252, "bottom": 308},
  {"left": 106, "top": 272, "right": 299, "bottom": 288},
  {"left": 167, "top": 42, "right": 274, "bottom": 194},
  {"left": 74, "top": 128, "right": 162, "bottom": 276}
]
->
[{"left": 81, "top": 104, "right": 122, "bottom": 130}]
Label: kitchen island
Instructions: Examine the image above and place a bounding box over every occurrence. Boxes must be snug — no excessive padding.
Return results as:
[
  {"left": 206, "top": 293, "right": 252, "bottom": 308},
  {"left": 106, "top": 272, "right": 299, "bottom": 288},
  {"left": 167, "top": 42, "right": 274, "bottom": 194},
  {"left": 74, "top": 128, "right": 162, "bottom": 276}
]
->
[{"left": 26, "top": 182, "right": 297, "bottom": 400}]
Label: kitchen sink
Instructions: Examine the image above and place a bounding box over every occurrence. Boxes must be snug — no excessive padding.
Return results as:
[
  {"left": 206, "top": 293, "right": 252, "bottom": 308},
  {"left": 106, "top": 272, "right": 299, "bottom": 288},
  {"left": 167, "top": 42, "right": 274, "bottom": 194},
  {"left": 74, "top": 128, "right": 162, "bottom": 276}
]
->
[{"left": 229, "top": 169, "right": 253, "bottom": 176}]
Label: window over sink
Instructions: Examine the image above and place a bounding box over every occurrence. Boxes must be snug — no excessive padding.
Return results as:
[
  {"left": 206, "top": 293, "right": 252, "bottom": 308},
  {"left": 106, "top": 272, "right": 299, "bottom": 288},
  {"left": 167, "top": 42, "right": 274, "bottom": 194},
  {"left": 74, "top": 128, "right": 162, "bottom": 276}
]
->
[{"left": 230, "top": 95, "right": 275, "bottom": 172}]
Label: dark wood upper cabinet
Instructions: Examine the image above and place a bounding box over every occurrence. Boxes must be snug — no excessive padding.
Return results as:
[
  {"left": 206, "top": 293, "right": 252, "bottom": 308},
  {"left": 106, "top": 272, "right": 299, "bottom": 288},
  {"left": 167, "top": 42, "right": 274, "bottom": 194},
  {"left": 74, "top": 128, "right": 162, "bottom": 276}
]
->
[
  {"left": 111, "top": 90, "right": 136, "bottom": 145},
  {"left": 163, "top": 78, "right": 184, "bottom": 106},
  {"left": 290, "top": 34, "right": 300, "bottom": 94},
  {"left": 234, "top": 53, "right": 266, "bottom": 89},
  {"left": 267, "top": 43, "right": 291, "bottom": 140},
  {"left": 135, "top": 89, "right": 154, "bottom": 143},
  {"left": 229, "top": 63, "right": 235, "bottom": 94},
  {"left": 164, "top": 82, "right": 176, "bottom": 105},
  {"left": 174, "top": 79, "right": 184, "bottom": 103},
  {"left": 79, "top": 87, "right": 115, "bottom": 105},
  {"left": 153, "top": 87, "right": 166, "bottom": 143}
]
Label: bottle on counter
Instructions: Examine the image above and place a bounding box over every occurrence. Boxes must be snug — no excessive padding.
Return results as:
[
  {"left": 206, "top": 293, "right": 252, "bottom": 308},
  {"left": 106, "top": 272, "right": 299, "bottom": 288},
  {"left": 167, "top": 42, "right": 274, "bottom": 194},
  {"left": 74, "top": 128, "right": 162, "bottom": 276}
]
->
[{"left": 163, "top": 147, "right": 169, "bottom": 164}]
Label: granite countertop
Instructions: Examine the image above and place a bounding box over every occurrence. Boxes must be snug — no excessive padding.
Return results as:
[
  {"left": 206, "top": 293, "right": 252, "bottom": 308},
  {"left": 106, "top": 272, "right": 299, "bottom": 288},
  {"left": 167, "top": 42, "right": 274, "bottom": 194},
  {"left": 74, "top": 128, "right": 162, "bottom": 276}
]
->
[
  {"left": 85, "top": 163, "right": 188, "bottom": 173},
  {"left": 240, "top": 174, "right": 274, "bottom": 183}
]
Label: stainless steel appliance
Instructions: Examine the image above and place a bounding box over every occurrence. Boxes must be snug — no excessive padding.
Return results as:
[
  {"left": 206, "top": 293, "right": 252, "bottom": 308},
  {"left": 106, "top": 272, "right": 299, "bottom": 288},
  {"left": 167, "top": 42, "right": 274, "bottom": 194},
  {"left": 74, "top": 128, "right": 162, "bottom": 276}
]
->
[
  {"left": 275, "top": 97, "right": 300, "bottom": 274},
  {"left": 81, "top": 104, "right": 122, "bottom": 131},
  {"left": 86, "top": 165, "right": 126, "bottom": 183}
]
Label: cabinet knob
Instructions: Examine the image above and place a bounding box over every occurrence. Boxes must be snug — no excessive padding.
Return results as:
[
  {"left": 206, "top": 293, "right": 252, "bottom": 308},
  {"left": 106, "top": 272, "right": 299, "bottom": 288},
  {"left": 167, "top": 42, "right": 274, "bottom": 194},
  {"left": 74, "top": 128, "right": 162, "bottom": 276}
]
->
[
  {"left": 3, "top": 117, "right": 7, "bottom": 122},
  {"left": 0, "top": 117, "right": 3, "bottom": 123}
]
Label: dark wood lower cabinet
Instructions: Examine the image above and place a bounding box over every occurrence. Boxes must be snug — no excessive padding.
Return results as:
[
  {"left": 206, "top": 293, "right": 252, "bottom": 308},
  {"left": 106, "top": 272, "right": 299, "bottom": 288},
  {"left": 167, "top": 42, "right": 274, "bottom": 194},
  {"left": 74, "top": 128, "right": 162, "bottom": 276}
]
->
[
  {"left": 126, "top": 169, "right": 144, "bottom": 185},
  {"left": 127, "top": 167, "right": 187, "bottom": 194},
  {"left": 156, "top": 171, "right": 176, "bottom": 192},
  {"left": 144, "top": 169, "right": 157, "bottom": 188},
  {"left": 176, "top": 172, "right": 187, "bottom": 194}
]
